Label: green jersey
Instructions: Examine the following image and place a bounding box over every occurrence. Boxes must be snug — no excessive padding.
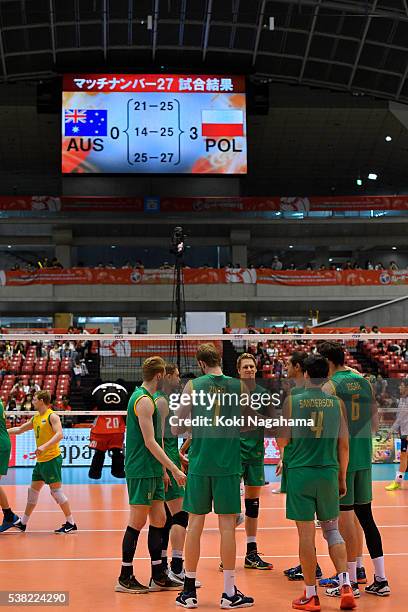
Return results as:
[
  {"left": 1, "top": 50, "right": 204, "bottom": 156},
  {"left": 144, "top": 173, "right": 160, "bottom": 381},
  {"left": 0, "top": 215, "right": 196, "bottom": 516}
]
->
[
  {"left": 188, "top": 373, "right": 242, "bottom": 477},
  {"left": 154, "top": 390, "right": 180, "bottom": 465},
  {"left": 287, "top": 387, "right": 341, "bottom": 470},
  {"left": 125, "top": 386, "right": 162, "bottom": 478},
  {"left": 0, "top": 400, "right": 11, "bottom": 453},
  {"left": 282, "top": 385, "right": 305, "bottom": 465},
  {"left": 329, "top": 370, "right": 373, "bottom": 471},
  {"left": 240, "top": 383, "right": 269, "bottom": 465}
]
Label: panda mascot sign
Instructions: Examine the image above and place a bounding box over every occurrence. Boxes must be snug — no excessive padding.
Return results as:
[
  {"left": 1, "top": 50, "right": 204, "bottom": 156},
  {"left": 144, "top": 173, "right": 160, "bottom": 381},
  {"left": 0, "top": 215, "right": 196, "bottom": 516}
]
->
[{"left": 88, "top": 382, "right": 128, "bottom": 479}]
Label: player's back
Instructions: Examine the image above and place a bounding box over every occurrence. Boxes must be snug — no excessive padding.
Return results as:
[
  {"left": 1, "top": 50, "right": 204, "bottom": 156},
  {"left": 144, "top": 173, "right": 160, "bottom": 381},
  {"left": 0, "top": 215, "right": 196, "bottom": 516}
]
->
[
  {"left": 125, "top": 386, "right": 162, "bottom": 478},
  {"left": 330, "top": 370, "right": 373, "bottom": 471},
  {"left": 189, "top": 373, "right": 242, "bottom": 477},
  {"left": 288, "top": 387, "right": 341, "bottom": 470}
]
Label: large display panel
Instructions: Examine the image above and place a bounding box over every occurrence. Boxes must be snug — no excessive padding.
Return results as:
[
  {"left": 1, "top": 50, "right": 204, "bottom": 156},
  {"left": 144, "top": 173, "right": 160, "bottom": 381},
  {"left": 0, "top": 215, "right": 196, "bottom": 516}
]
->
[{"left": 62, "top": 74, "right": 247, "bottom": 174}]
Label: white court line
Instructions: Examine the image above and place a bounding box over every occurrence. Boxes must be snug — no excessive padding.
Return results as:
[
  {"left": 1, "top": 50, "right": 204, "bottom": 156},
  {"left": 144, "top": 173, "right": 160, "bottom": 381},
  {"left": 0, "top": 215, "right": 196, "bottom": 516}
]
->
[
  {"left": 1, "top": 524, "right": 407, "bottom": 535},
  {"left": 13, "top": 504, "right": 408, "bottom": 513},
  {"left": 2, "top": 552, "right": 408, "bottom": 563}
]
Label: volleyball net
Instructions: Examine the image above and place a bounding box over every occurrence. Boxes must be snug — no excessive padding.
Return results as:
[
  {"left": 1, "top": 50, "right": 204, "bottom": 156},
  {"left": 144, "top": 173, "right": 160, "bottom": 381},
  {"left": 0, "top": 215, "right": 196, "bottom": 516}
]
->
[{"left": 2, "top": 332, "right": 407, "bottom": 468}]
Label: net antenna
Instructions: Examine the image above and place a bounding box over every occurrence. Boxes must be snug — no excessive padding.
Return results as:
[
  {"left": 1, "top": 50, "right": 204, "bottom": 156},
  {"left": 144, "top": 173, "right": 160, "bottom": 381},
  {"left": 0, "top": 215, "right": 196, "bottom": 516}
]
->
[{"left": 170, "top": 226, "right": 187, "bottom": 373}]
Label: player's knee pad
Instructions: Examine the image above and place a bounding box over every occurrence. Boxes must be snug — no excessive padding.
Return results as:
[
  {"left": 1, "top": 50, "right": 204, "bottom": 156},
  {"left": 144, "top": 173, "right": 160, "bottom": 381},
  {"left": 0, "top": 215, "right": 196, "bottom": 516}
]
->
[
  {"left": 172, "top": 510, "right": 188, "bottom": 529},
  {"left": 245, "top": 497, "right": 259, "bottom": 519},
  {"left": 27, "top": 487, "right": 39, "bottom": 505},
  {"left": 50, "top": 487, "right": 68, "bottom": 505},
  {"left": 321, "top": 518, "right": 344, "bottom": 547}
]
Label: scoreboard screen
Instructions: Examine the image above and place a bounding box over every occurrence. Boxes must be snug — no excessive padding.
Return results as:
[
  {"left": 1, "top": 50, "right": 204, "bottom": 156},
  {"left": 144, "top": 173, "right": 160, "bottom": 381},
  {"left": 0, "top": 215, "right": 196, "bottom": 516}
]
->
[{"left": 62, "top": 74, "right": 247, "bottom": 174}]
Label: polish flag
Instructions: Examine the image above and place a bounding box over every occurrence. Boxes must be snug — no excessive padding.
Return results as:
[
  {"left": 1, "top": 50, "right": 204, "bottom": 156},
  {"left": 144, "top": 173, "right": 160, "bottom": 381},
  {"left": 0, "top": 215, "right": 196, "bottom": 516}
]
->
[{"left": 201, "top": 110, "right": 244, "bottom": 138}]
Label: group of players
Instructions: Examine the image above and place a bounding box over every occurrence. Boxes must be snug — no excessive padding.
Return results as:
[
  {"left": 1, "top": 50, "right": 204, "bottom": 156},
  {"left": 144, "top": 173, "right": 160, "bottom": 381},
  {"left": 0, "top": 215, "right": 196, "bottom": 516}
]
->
[{"left": 0, "top": 340, "right": 395, "bottom": 610}]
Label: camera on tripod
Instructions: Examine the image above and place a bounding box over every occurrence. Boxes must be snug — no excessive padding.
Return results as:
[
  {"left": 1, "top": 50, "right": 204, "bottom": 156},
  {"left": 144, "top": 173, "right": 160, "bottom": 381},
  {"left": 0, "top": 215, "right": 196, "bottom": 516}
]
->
[{"left": 170, "top": 226, "right": 186, "bottom": 257}]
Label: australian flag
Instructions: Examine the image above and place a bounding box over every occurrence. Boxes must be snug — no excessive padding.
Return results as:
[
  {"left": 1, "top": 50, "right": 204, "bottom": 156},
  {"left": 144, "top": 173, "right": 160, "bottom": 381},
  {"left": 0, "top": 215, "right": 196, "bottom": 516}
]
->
[{"left": 64, "top": 109, "right": 108, "bottom": 137}]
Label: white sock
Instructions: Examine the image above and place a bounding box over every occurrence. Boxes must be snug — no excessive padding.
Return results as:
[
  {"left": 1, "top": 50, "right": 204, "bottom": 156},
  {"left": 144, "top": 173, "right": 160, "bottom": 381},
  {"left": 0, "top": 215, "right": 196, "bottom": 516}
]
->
[
  {"left": 247, "top": 536, "right": 257, "bottom": 544},
  {"left": 223, "top": 570, "right": 235, "bottom": 597},
  {"left": 356, "top": 556, "right": 364, "bottom": 569},
  {"left": 338, "top": 572, "right": 351, "bottom": 587},
  {"left": 347, "top": 561, "right": 357, "bottom": 583},
  {"left": 66, "top": 515, "right": 74, "bottom": 524},
  {"left": 396, "top": 471, "right": 404, "bottom": 482},
  {"left": 21, "top": 514, "right": 30, "bottom": 525},
  {"left": 172, "top": 549, "right": 183, "bottom": 558},
  {"left": 161, "top": 549, "right": 168, "bottom": 558},
  {"left": 372, "top": 556, "right": 386, "bottom": 581},
  {"left": 185, "top": 571, "right": 196, "bottom": 579},
  {"left": 305, "top": 585, "right": 317, "bottom": 598}
]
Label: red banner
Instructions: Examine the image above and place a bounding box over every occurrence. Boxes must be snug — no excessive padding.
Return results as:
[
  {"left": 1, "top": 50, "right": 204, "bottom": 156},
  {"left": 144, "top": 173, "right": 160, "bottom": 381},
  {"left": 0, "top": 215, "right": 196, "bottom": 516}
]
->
[
  {"left": 2, "top": 195, "right": 408, "bottom": 213},
  {"left": 3, "top": 267, "right": 408, "bottom": 287}
]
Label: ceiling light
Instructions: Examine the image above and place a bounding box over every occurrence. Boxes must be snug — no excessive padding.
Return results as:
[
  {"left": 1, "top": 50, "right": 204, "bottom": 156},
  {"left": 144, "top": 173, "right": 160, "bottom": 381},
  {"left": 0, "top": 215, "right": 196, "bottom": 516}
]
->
[
  {"left": 289, "top": 245, "right": 293, "bottom": 249},
  {"left": 329, "top": 258, "right": 333, "bottom": 262},
  {"left": 356, "top": 178, "right": 362, "bottom": 186},
  {"left": 385, "top": 136, "right": 392, "bottom": 142},
  {"left": 7, "top": 245, "right": 11, "bottom": 248},
  {"left": 111, "top": 245, "right": 116, "bottom": 249},
  {"left": 368, "top": 173, "right": 378, "bottom": 180},
  {"left": 392, "top": 246, "right": 397, "bottom": 250}
]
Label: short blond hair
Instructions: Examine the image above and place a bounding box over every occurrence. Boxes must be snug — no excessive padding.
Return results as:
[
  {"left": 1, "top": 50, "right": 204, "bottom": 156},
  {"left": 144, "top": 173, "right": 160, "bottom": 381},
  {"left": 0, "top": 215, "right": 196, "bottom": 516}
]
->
[
  {"left": 165, "top": 363, "right": 178, "bottom": 375},
  {"left": 196, "top": 343, "right": 221, "bottom": 367},
  {"left": 142, "top": 356, "right": 166, "bottom": 381},
  {"left": 237, "top": 352, "right": 257, "bottom": 371},
  {"left": 35, "top": 390, "right": 51, "bottom": 405}
]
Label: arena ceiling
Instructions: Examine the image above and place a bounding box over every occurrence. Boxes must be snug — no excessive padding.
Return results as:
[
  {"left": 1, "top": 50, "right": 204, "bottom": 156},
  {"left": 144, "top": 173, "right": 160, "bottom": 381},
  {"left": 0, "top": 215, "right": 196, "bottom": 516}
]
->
[{"left": 0, "top": 0, "right": 408, "bottom": 104}]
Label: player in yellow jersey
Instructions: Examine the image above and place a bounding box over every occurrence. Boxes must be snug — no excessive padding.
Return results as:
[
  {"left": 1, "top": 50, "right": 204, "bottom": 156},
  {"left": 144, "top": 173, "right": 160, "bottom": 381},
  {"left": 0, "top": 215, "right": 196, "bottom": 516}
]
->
[{"left": 8, "top": 390, "right": 77, "bottom": 533}]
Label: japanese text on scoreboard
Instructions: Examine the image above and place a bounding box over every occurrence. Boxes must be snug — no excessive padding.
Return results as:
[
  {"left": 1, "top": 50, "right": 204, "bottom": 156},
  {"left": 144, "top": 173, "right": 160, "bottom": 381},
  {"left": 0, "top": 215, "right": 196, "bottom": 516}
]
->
[{"left": 62, "top": 74, "right": 247, "bottom": 174}]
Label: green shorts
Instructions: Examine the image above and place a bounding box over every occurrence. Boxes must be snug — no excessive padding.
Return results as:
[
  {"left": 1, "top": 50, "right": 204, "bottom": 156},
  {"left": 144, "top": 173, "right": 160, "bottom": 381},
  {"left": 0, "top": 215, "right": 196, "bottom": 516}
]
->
[
  {"left": 340, "top": 468, "right": 372, "bottom": 506},
  {"left": 127, "top": 476, "right": 165, "bottom": 506},
  {"left": 32, "top": 455, "right": 63, "bottom": 485},
  {"left": 165, "top": 470, "right": 185, "bottom": 502},
  {"left": 0, "top": 449, "right": 11, "bottom": 476},
  {"left": 241, "top": 462, "right": 265, "bottom": 487},
  {"left": 281, "top": 461, "right": 288, "bottom": 494},
  {"left": 183, "top": 473, "right": 241, "bottom": 515},
  {"left": 286, "top": 466, "right": 339, "bottom": 522}
]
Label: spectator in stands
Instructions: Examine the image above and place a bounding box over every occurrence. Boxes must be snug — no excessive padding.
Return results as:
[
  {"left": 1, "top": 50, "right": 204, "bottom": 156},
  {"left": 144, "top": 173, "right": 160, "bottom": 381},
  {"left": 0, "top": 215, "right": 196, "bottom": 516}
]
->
[
  {"left": 375, "top": 374, "right": 388, "bottom": 401},
  {"left": 343, "top": 261, "right": 353, "bottom": 270},
  {"left": 61, "top": 342, "right": 77, "bottom": 365},
  {"left": 6, "top": 399, "right": 17, "bottom": 411},
  {"left": 329, "top": 263, "right": 337, "bottom": 270},
  {"left": 366, "top": 260, "right": 374, "bottom": 270},
  {"left": 375, "top": 262, "right": 384, "bottom": 270},
  {"left": 96, "top": 262, "right": 104, "bottom": 268},
  {"left": 60, "top": 396, "right": 72, "bottom": 411},
  {"left": 388, "top": 342, "right": 402, "bottom": 355},
  {"left": 389, "top": 261, "right": 399, "bottom": 271},
  {"left": 134, "top": 260, "right": 144, "bottom": 269},
  {"left": 319, "top": 263, "right": 327, "bottom": 270},
  {"left": 160, "top": 261, "right": 172, "bottom": 270},
  {"left": 288, "top": 263, "right": 296, "bottom": 270},
  {"left": 121, "top": 261, "right": 132, "bottom": 269},
  {"left": 49, "top": 343, "right": 62, "bottom": 361},
  {"left": 282, "top": 324, "right": 289, "bottom": 334},
  {"left": 353, "top": 262, "right": 362, "bottom": 270},
  {"left": 51, "top": 257, "right": 63, "bottom": 269},
  {"left": 271, "top": 256, "right": 283, "bottom": 271},
  {"left": 22, "top": 394, "right": 33, "bottom": 411},
  {"left": 106, "top": 262, "right": 116, "bottom": 269},
  {"left": 0, "top": 355, "right": 9, "bottom": 375},
  {"left": 273, "top": 358, "right": 283, "bottom": 378},
  {"left": 11, "top": 381, "right": 25, "bottom": 405},
  {"left": 371, "top": 325, "right": 381, "bottom": 334},
  {"left": 248, "top": 326, "right": 259, "bottom": 334},
  {"left": 10, "top": 264, "right": 20, "bottom": 271},
  {"left": 270, "top": 325, "right": 278, "bottom": 334}
]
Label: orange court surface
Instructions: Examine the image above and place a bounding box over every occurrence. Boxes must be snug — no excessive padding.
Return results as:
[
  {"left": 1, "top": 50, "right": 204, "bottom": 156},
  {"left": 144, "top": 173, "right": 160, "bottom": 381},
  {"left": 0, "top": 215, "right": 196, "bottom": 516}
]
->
[{"left": 0, "top": 481, "right": 404, "bottom": 611}]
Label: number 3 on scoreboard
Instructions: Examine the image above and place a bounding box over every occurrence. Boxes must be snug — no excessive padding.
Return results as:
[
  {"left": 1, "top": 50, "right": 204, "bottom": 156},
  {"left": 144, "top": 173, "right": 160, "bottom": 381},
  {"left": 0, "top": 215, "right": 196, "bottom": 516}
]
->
[{"left": 310, "top": 411, "right": 324, "bottom": 438}]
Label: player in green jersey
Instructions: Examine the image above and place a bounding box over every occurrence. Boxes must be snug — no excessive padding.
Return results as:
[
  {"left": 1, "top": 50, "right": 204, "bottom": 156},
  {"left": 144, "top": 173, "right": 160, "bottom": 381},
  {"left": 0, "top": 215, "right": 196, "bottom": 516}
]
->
[
  {"left": 0, "top": 398, "right": 20, "bottom": 532},
  {"left": 280, "top": 351, "right": 323, "bottom": 582},
  {"left": 173, "top": 343, "right": 254, "bottom": 609},
  {"left": 154, "top": 363, "right": 201, "bottom": 587},
  {"left": 115, "top": 356, "right": 186, "bottom": 596},
  {"left": 279, "top": 354, "right": 356, "bottom": 612},
  {"left": 320, "top": 341, "right": 390, "bottom": 598},
  {"left": 237, "top": 352, "right": 273, "bottom": 570}
]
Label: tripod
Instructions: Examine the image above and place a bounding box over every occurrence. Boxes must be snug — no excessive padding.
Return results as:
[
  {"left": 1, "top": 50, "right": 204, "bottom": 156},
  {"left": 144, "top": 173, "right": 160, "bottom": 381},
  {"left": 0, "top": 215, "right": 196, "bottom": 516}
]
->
[{"left": 170, "top": 227, "right": 187, "bottom": 373}]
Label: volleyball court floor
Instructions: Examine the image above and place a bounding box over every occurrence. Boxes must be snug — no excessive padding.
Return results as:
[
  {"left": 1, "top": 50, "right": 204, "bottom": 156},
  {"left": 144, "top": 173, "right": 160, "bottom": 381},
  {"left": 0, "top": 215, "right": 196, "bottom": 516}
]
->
[{"left": 0, "top": 466, "right": 405, "bottom": 611}]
